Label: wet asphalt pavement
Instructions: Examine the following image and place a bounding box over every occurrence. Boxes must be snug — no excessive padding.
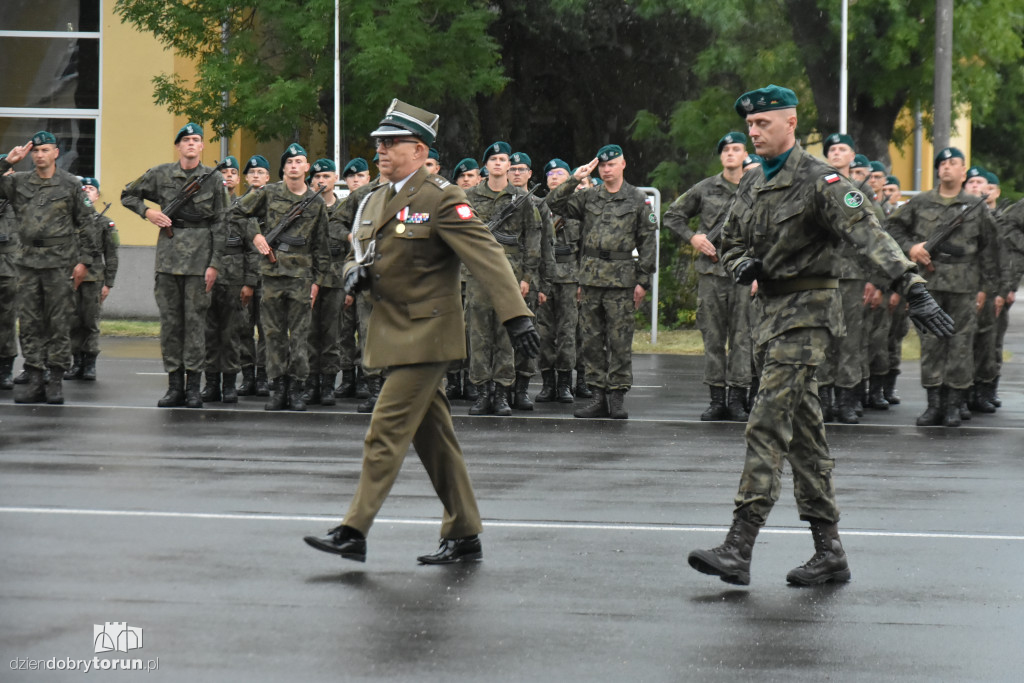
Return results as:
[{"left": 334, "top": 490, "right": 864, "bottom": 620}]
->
[{"left": 2, "top": 317, "right": 1023, "bottom": 682}]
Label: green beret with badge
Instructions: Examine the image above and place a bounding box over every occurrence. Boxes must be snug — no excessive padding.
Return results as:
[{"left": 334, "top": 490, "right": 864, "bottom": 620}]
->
[
  {"left": 822, "top": 133, "right": 855, "bottom": 155},
  {"left": 596, "top": 144, "right": 623, "bottom": 162},
  {"left": 451, "top": 158, "right": 479, "bottom": 181},
  {"left": 716, "top": 132, "right": 747, "bottom": 154},
  {"left": 32, "top": 131, "right": 58, "bottom": 147},
  {"left": 742, "top": 154, "right": 764, "bottom": 169},
  {"left": 510, "top": 152, "right": 532, "bottom": 168},
  {"left": 371, "top": 98, "right": 439, "bottom": 145},
  {"left": 343, "top": 157, "right": 368, "bottom": 177},
  {"left": 174, "top": 122, "right": 203, "bottom": 144},
  {"left": 734, "top": 85, "right": 798, "bottom": 117},
  {"left": 985, "top": 171, "right": 999, "bottom": 185},
  {"left": 885, "top": 175, "right": 901, "bottom": 187},
  {"left": 222, "top": 155, "right": 239, "bottom": 170},
  {"left": 428, "top": 147, "right": 440, "bottom": 161},
  {"left": 80, "top": 177, "right": 100, "bottom": 189},
  {"left": 481, "top": 141, "right": 512, "bottom": 164},
  {"left": 309, "top": 158, "right": 336, "bottom": 184},
  {"left": 850, "top": 154, "right": 870, "bottom": 170},
  {"left": 278, "top": 142, "right": 307, "bottom": 179},
  {"left": 544, "top": 158, "right": 570, "bottom": 174},
  {"left": 244, "top": 154, "right": 270, "bottom": 174},
  {"left": 965, "top": 165, "right": 986, "bottom": 181},
  {"left": 869, "top": 161, "right": 886, "bottom": 174},
  {"left": 934, "top": 146, "right": 964, "bottom": 168}
]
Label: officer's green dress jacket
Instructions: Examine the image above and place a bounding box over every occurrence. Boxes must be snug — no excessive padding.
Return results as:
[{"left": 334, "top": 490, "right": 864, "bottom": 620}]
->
[{"left": 344, "top": 166, "right": 531, "bottom": 370}]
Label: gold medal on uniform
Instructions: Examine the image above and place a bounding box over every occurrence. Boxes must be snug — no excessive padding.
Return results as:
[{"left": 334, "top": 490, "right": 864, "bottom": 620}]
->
[{"left": 396, "top": 223, "right": 406, "bottom": 234}]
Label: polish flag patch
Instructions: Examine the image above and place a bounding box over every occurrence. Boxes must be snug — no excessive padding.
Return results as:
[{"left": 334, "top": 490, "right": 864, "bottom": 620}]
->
[
  {"left": 455, "top": 204, "right": 474, "bottom": 220},
  {"left": 824, "top": 173, "right": 841, "bottom": 184}
]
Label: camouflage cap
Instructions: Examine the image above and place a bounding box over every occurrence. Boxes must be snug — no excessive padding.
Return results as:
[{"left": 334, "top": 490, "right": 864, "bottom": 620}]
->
[
  {"left": 735, "top": 85, "right": 798, "bottom": 117},
  {"left": 544, "top": 158, "right": 570, "bottom": 174},
  {"left": 716, "top": 132, "right": 747, "bottom": 154},
  {"left": 934, "top": 147, "right": 965, "bottom": 169},
  {"left": 222, "top": 156, "right": 240, "bottom": 170},
  {"left": 174, "top": 123, "right": 203, "bottom": 144},
  {"left": 510, "top": 152, "right": 532, "bottom": 168},
  {"left": 371, "top": 99, "right": 439, "bottom": 146},
  {"left": 822, "top": 133, "right": 855, "bottom": 155},
  {"left": 850, "top": 154, "right": 870, "bottom": 170},
  {"left": 596, "top": 144, "right": 623, "bottom": 162},
  {"left": 278, "top": 143, "right": 308, "bottom": 179},
  {"left": 342, "top": 157, "right": 368, "bottom": 177},
  {"left": 244, "top": 155, "right": 270, "bottom": 174},
  {"left": 451, "top": 158, "right": 479, "bottom": 181},
  {"left": 482, "top": 141, "right": 512, "bottom": 164},
  {"left": 80, "top": 176, "right": 100, "bottom": 189}
]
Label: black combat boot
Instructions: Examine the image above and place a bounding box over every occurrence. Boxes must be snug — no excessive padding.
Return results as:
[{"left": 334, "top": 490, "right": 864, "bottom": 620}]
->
[
  {"left": 853, "top": 380, "right": 865, "bottom": 417},
  {"left": 574, "top": 368, "right": 592, "bottom": 399},
  {"left": 463, "top": 371, "right": 479, "bottom": 402},
  {"left": 255, "top": 366, "right": 270, "bottom": 397},
  {"left": 959, "top": 395, "right": 972, "bottom": 421},
  {"left": 157, "top": 369, "right": 186, "bottom": 408},
  {"left": 13, "top": 366, "right": 29, "bottom": 384},
  {"left": 726, "top": 386, "right": 749, "bottom": 422},
  {"left": 867, "top": 375, "right": 889, "bottom": 410},
  {"left": 535, "top": 369, "right": 556, "bottom": 403},
  {"left": 45, "top": 366, "right": 65, "bottom": 404},
  {"left": 883, "top": 369, "right": 900, "bottom": 405},
  {"left": 81, "top": 353, "right": 97, "bottom": 381},
  {"left": 355, "top": 368, "right": 370, "bottom": 399},
  {"left": 357, "top": 375, "right": 382, "bottom": 413},
  {"left": 555, "top": 371, "right": 574, "bottom": 403},
  {"left": 512, "top": 375, "right": 534, "bottom": 411},
  {"left": 302, "top": 374, "right": 321, "bottom": 405},
  {"left": 833, "top": 386, "right": 859, "bottom": 424},
  {"left": 184, "top": 372, "right": 203, "bottom": 408},
  {"left": 493, "top": 382, "right": 513, "bottom": 416},
  {"left": 63, "top": 353, "right": 83, "bottom": 380},
  {"left": 0, "top": 356, "right": 14, "bottom": 390},
  {"left": 320, "top": 373, "right": 337, "bottom": 406},
  {"left": 334, "top": 368, "right": 356, "bottom": 398},
  {"left": 944, "top": 387, "right": 963, "bottom": 427},
  {"left": 237, "top": 365, "right": 256, "bottom": 396},
  {"left": 607, "top": 389, "right": 628, "bottom": 419},
  {"left": 445, "top": 371, "right": 462, "bottom": 401},
  {"left": 221, "top": 372, "right": 238, "bottom": 404},
  {"left": 915, "top": 386, "right": 944, "bottom": 426},
  {"left": 288, "top": 376, "right": 307, "bottom": 411},
  {"left": 264, "top": 377, "right": 288, "bottom": 411},
  {"left": 468, "top": 382, "right": 492, "bottom": 415},
  {"left": 786, "top": 518, "right": 851, "bottom": 586},
  {"left": 688, "top": 517, "right": 760, "bottom": 585},
  {"left": 15, "top": 366, "right": 47, "bottom": 404},
  {"left": 991, "top": 376, "right": 1002, "bottom": 408},
  {"left": 700, "top": 386, "right": 729, "bottom": 421},
  {"left": 201, "top": 371, "right": 221, "bottom": 402},
  {"left": 574, "top": 387, "right": 608, "bottom": 418},
  {"left": 972, "top": 382, "right": 996, "bottom": 414}
]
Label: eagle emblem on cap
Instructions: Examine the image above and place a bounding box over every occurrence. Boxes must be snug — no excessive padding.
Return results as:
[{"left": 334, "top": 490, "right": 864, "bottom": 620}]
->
[
  {"left": 493, "top": 144, "right": 500, "bottom": 153},
  {"left": 725, "top": 135, "right": 734, "bottom": 143},
  {"left": 187, "top": 125, "right": 195, "bottom": 134},
  {"left": 942, "top": 150, "right": 951, "bottom": 159},
  {"left": 741, "top": 97, "right": 753, "bottom": 112}
]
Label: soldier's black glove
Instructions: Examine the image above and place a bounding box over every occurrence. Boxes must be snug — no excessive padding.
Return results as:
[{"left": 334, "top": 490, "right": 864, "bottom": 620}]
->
[
  {"left": 504, "top": 315, "right": 540, "bottom": 358},
  {"left": 343, "top": 265, "right": 370, "bottom": 295},
  {"left": 733, "top": 258, "right": 763, "bottom": 286},
  {"left": 906, "top": 282, "right": 955, "bottom": 337}
]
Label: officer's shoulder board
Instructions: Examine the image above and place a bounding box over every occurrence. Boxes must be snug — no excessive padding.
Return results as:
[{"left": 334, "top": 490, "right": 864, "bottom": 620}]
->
[{"left": 427, "top": 175, "right": 450, "bottom": 190}]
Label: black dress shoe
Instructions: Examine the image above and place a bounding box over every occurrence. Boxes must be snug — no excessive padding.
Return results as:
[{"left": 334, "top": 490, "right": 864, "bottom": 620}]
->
[
  {"left": 417, "top": 535, "right": 482, "bottom": 564},
  {"left": 303, "top": 525, "right": 366, "bottom": 562}
]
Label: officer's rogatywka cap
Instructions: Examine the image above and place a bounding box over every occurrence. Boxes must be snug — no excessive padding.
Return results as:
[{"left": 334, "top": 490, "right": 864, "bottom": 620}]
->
[{"left": 371, "top": 99, "right": 439, "bottom": 146}]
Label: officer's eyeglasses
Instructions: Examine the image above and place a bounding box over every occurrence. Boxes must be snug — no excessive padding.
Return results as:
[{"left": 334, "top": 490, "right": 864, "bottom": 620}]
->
[
  {"left": 376, "top": 137, "right": 420, "bottom": 149},
  {"left": 509, "top": 166, "right": 531, "bottom": 174}
]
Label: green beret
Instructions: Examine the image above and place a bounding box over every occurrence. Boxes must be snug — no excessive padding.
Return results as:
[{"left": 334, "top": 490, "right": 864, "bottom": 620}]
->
[
  {"left": 452, "top": 158, "right": 479, "bottom": 181},
  {"left": 822, "top": 133, "right": 855, "bottom": 155},
  {"left": 428, "top": 148, "right": 440, "bottom": 161},
  {"left": 735, "top": 85, "right": 798, "bottom": 117},
  {"left": 742, "top": 154, "right": 764, "bottom": 169},
  {"left": 80, "top": 177, "right": 100, "bottom": 189},
  {"left": 278, "top": 143, "right": 307, "bottom": 179},
  {"left": 371, "top": 99, "right": 439, "bottom": 146},
  {"left": 222, "top": 156, "right": 239, "bottom": 170},
  {"left": 884, "top": 175, "right": 901, "bottom": 187},
  {"left": 310, "top": 158, "right": 336, "bottom": 175},
  {"left": 965, "top": 165, "right": 986, "bottom": 181},
  {"left": 244, "top": 155, "right": 270, "bottom": 174},
  {"left": 0, "top": 154, "right": 6, "bottom": 161},
  {"left": 32, "top": 131, "right": 58, "bottom": 147},
  {"left": 716, "top": 132, "right": 747, "bottom": 154},
  {"left": 544, "top": 158, "right": 570, "bottom": 174},
  {"left": 343, "top": 157, "right": 368, "bottom": 177},
  {"left": 850, "top": 154, "right": 870, "bottom": 170},
  {"left": 480, "top": 167, "right": 489, "bottom": 178},
  {"left": 510, "top": 152, "right": 532, "bottom": 168},
  {"left": 596, "top": 144, "right": 623, "bottom": 162},
  {"left": 985, "top": 171, "right": 999, "bottom": 185},
  {"left": 868, "top": 161, "right": 886, "bottom": 174},
  {"left": 372, "top": 153, "right": 379, "bottom": 163},
  {"left": 175, "top": 123, "right": 203, "bottom": 144},
  {"left": 482, "top": 141, "right": 512, "bottom": 164},
  {"left": 934, "top": 147, "right": 964, "bottom": 168}
]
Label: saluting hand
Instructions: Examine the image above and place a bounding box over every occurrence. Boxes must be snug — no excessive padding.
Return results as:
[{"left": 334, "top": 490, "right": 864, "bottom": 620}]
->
[
  {"left": 574, "top": 158, "right": 599, "bottom": 181},
  {"left": 5, "top": 141, "right": 33, "bottom": 165}
]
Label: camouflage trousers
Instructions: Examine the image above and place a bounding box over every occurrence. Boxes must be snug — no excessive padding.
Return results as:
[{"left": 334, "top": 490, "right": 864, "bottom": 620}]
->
[
  {"left": 735, "top": 327, "right": 839, "bottom": 527},
  {"left": 309, "top": 286, "right": 345, "bottom": 376},
  {"left": 888, "top": 300, "right": 909, "bottom": 372},
  {"left": 260, "top": 276, "right": 313, "bottom": 380},
  {"left": 69, "top": 280, "right": 103, "bottom": 356},
  {"left": 466, "top": 277, "right": 515, "bottom": 387},
  {"left": 972, "top": 293, "right": 998, "bottom": 384},
  {"left": 204, "top": 282, "right": 245, "bottom": 373},
  {"left": 536, "top": 282, "right": 578, "bottom": 372},
  {"left": 865, "top": 298, "right": 891, "bottom": 377},
  {"left": 579, "top": 285, "right": 634, "bottom": 391},
  {"left": 514, "top": 291, "right": 538, "bottom": 378},
  {"left": 239, "top": 282, "right": 266, "bottom": 369},
  {"left": 994, "top": 298, "right": 1013, "bottom": 378},
  {"left": 154, "top": 273, "right": 211, "bottom": 373},
  {"left": 339, "top": 294, "right": 359, "bottom": 371},
  {"left": 0, "top": 274, "right": 18, "bottom": 358},
  {"left": 17, "top": 266, "right": 74, "bottom": 370},
  {"left": 696, "top": 274, "right": 753, "bottom": 388},
  {"left": 821, "top": 279, "right": 866, "bottom": 389},
  {"left": 919, "top": 290, "right": 977, "bottom": 390},
  {"left": 356, "top": 292, "right": 380, "bottom": 379}
]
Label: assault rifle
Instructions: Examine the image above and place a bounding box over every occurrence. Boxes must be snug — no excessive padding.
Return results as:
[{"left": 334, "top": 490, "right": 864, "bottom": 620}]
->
[
  {"left": 922, "top": 194, "right": 988, "bottom": 262},
  {"left": 703, "top": 195, "right": 740, "bottom": 262},
  {"left": 159, "top": 159, "right": 231, "bottom": 238},
  {"left": 263, "top": 183, "right": 326, "bottom": 263},
  {"left": 487, "top": 184, "right": 541, "bottom": 247}
]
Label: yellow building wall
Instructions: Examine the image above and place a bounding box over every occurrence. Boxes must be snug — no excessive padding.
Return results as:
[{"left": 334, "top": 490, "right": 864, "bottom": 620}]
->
[{"left": 889, "top": 107, "right": 971, "bottom": 193}]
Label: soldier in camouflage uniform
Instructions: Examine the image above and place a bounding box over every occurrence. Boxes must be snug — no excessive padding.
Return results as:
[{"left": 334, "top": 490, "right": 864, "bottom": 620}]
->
[
  {"left": 333, "top": 157, "right": 371, "bottom": 400},
  {"left": 452, "top": 158, "right": 481, "bottom": 190},
  {"left": 0, "top": 156, "right": 19, "bottom": 390},
  {"left": 546, "top": 144, "right": 657, "bottom": 420},
  {"left": 535, "top": 158, "right": 580, "bottom": 403},
  {"left": 234, "top": 143, "right": 330, "bottom": 411},
  {"left": 861, "top": 161, "right": 895, "bottom": 411},
  {"left": 463, "top": 142, "right": 541, "bottom": 416},
  {"left": 989, "top": 175, "right": 1024, "bottom": 408},
  {"left": 687, "top": 86, "right": 953, "bottom": 587},
  {"left": 1, "top": 132, "right": 96, "bottom": 404},
  {"left": 888, "top": 148, "right": 1003, "bottom": 428},
  {"left": 201, "top": 156, "right": 257, "bottom": 403},
  {"left": 236, "top": 155, "right": 271, "bottom": 397},
  {"left": 66, "top": 178, "right": 119, "bottom": 382},
  {"left": 121, "top": 123, "right": 227, "bottom": 408},
  {"left": 664, "top": 132, "right": 753, "bottom": 422}
]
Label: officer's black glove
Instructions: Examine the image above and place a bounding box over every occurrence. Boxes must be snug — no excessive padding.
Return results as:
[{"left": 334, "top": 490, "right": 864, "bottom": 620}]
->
[
  {"left": 733, "top": 258, "right": 763, "bottom": 286},
  {"left": 504, "top": 315, "right": 540, "bottom": 358},
  {"left": 343, "top": 265, "right": 370, "bottom": 295},
  {"left": 906, "top": 282, "right": 955, "bottom": 338}
]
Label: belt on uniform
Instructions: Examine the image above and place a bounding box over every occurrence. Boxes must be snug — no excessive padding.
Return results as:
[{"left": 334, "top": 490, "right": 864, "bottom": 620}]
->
[
  {"left": 275, "top": 234, "right": 307, "bottom": 253},
  {"left": 583, "top": 247, "right": 633, "bottom": 260},
  {"left": 29, "top": 236, "right": 72, "bottom": 248},
  {"left": 171, "top": 219, "right": 207, "bottom": 230},
  {"left": 223, "top": 245, "right": 245, "bottom": 255},
  {"left": 555, "top": 253, "right": 576, "bottom": 263},
  {"left": 758, "top": 276, "right": 839, "bottom": 296}
]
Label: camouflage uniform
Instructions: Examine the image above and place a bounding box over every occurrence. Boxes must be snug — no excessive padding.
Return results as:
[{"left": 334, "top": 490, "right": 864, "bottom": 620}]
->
[
  {"left": 235, "top": 188, "right": 267, "bottom": 392},
  {"left": 307, "top": 195, "right": 348, "bottom": 387},
  {"left": 0, "top": 195, "right": 20, "bottom": 381},
  {"left": 69, "top": 206, "right": 119, "bottom": 360},
  {"left": 994, "top": 200, "right": 1024, "bottom": 391},
  {"left": 121, "top": 162, "right": 228, "bottom": 374},
  {"left": 545, "top": 177, "right": 657, "bottom": 392},
  {"left": 537, "top": 201, "right": 580, "bottom": 374},
  {"left": 720, "top": 143, "right": 922, "bottom": 526},
  {"left": 0, "top": 159, "right": 96, "bottom": 375}
]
